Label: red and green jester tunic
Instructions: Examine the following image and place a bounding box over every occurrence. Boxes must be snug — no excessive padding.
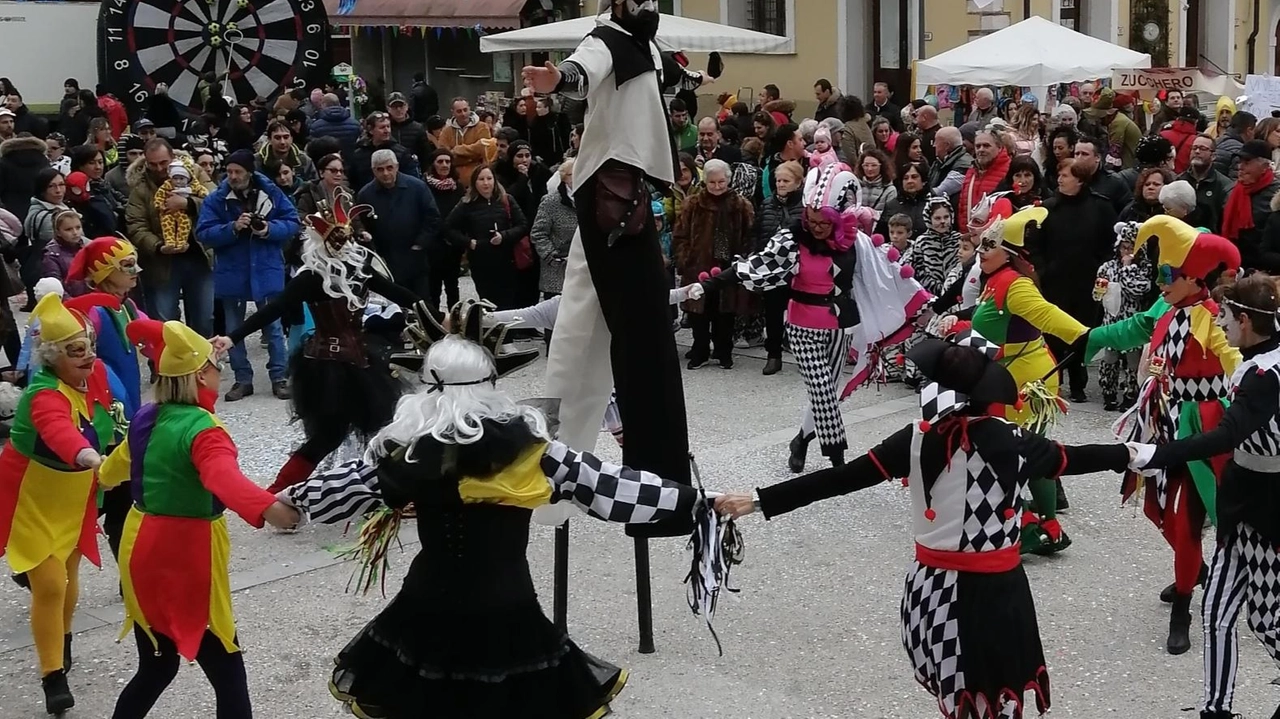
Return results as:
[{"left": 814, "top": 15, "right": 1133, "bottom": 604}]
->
[
  {"left": 1085, "top": 292, "right": 1239, "bottom": 593},
  {"left": 98, "top": 392, "right": 277, "bottom": 661},
  {"left": 0, "top": 362, "right": 117, "bottom": 574}
]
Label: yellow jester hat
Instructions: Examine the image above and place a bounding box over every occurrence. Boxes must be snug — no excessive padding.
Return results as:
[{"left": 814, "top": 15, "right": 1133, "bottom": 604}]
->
[
  {"left": 126, "top": 319, "right": 217, "bottom": 377},
  {"left": 1134, "top": 215, "right": 1240, "bottom": 281},
  {"left": 976, "top": 195, "right": 1048, "bottom": 256}
]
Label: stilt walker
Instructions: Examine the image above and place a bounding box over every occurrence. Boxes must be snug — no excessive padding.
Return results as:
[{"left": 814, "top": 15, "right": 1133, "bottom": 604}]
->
[
  {"left": 522, "top": 0, "right": 719, "bottom": 650},
  {"left": 1088, "top": 215, "right": 1241, "bottom": 655},
  {"left": 1128, "top": 272, "right": 1280, "bottom": 719},
  {"left": 716, "top": 329, "right": 1130, "bottom": 719},
  {"left": 0, "top": 293, "right": 123, "bottom": 715},
  {"left": 697, "top": 165, "right": 929, "bottom": 469}
]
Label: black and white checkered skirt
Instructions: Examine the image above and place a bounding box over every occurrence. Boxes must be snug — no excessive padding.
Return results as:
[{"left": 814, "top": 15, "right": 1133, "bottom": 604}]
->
[{"left": 901, "top": 561, "right": 1050, "bottom": 718}]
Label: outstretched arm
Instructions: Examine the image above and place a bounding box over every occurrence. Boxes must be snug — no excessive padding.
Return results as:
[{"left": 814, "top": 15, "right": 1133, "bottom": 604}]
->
[
  {"left": 540, "top": 440, "right": 698, "bottom": 523},
  {"left": 752, "top": 425, "right": 913, "bottom": 519},
  {"left": 280, "top": 458, "right": 385, "bottom": 525},
  {"left": 1147, "top": 370, "right": 1279, "bottom": 469},
  {"left": 1016, "top": 428, "right": 1130, "bottom": 481}
]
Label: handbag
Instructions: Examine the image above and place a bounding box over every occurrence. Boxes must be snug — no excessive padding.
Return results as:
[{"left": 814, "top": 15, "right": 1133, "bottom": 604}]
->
[{"left": 503, "top": 196, "right": 535, "bottom": 271}]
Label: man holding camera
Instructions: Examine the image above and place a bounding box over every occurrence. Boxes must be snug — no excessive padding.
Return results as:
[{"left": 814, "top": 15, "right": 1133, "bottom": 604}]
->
[{"left": 196, "top": 149, "right": 301, "bottom": 401}]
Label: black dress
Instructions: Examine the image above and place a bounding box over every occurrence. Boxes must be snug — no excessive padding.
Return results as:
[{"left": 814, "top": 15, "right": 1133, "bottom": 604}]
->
[
  {"left": 315, "top": 420, "right": 699, "bottom": 718},
  {"left": 226, "top": 263, "right": 419, "bottom": 446}
]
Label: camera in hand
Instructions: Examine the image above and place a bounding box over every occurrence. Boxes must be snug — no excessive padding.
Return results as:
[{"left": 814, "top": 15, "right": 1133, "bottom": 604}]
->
[{"left": 248, "top": 214, "right": 268, "bottom": 234}]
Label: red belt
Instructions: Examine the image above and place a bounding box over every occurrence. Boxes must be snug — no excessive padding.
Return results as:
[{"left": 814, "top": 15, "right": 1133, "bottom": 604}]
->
[{"left": 915, "top": 543, "right": 1021, "bottom": 573}]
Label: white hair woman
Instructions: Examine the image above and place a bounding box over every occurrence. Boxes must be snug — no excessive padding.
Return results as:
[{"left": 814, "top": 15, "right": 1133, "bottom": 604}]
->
[
  {"left": 1159, "top": 179, "right": 1197, "bottom": 220},
  {"left": 276, "top": 300, "right": 713, "bottom": 719},
  {"left": 212, "top": 191, "right": 424, "bottom": 495},
  {"left": 0, "top": 293, "right": 123, "bottom": 714},
  {"left": 100, "top": 319, "right": 298, "bottom": 717},
  {"left": 672, "top": 158, "right": 757, "bottom": 368}
]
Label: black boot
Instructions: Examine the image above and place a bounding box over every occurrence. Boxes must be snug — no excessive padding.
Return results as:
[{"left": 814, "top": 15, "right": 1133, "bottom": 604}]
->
[
  {"left": 63, "top": 634, "right": 72, "bottom": 674},
  {"left": 1168, "top": 592, "right": 1193, "bottom": 655},
  {"left": 1160, "top": 563, "right": 1209, "bottom": 603},
  {"left": 762, "top": 356, "right": 782, "bottom": 376},
  {"left": 821, "top": 445, "right": 845, "bottom": 468},
  {"left": 12, "top": 572, "right": 29, "bottom": 590},
  {"left": 787, "top": 431, "right": 813, "bottom": 473},
  {"left": 1055, "top": 478, "right": 1069, "bottom": 511},
  {"left": 41, "top": 669, "right": 74, "bottom": 715}
]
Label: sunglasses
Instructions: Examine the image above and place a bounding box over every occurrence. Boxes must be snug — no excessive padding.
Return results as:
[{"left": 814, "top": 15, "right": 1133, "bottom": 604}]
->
[
  {"left": 324, "top": 166, "right": 345, "bottom": 174},
  {"left": 1157, "top": 263, "right": 1183, "bottom": 286}
]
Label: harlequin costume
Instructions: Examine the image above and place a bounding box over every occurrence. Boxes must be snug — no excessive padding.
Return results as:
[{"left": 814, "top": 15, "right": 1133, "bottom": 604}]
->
[
  {"left": 219, "top": 190, "right": 421, "bottom": 494},
  {"left": 66, "top": 237, "right": 146, "bottom": 562},
  {"left": 746, "top": 329, "right": 1128, "bottom": 719},
  {"left": 1128, "top": 285, "right": 1280, "bottom": 719},
  {"left": 1086, "top": 215, "right": 1241, "bottom": 655},
  {"left": 0, "top": 292, "right": 121, "bottom": 715},
  {"left": 99, "top": 318, "right": 282, "bottom": 718},
  {"left": 947, "top": 197, "right": 1087, "bottom": 555},
  {"left": 277, "top": 300, "right": 725, "bottom": 719},
  {"left": 701, "top": 165, "right": 930, "bottom": 469}
]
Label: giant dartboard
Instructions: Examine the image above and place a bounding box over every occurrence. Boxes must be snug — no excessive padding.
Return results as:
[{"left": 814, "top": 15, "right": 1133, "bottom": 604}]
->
[{"left": 99, "top": 0, "right": 329, "bottom": 111}]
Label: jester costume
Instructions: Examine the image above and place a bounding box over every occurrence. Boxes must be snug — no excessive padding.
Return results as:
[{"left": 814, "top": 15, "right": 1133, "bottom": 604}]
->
[
  {"left": 748, "top": 329, "right": 1128, "bottom": 719},
  {"left": 701, "top": 165, "right": 929, "bottom": 469},
  {"left": 1086, "top": 215, "right": 1241, "bottom": 655},
  {"left": 0, "top": 293, "right": 121, "bottom": 715},
  {"left": 950, "top": 198, "right": 1087, "bottom": 555},
  {"left": 221, "top": 190, "right": 421, "bottom": 494},
  {"left": 100, "top": 319, "right": 281, "bottom": 718},
  {"left": 279, "top": 301, "right": 723, "bottom": 719},
  {"left": 67, "top": 237, "right": 146, "bottom": 563}
]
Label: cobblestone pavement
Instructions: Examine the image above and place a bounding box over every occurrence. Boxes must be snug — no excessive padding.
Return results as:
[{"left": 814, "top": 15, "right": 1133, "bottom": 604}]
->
[{"left": 2, "top": 293, "right": 1277, "bottom": 719}]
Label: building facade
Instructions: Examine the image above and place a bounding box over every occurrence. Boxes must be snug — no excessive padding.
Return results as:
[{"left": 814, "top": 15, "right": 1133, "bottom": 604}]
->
[{"left": 674, "top": 0, "right": 1278, "bottom": 120}]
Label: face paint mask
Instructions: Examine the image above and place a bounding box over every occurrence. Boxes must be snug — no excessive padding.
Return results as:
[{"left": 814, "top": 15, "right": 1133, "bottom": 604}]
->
[
  {"left": 1217, "top": 305, "right": 1243, "bottom": 346},
  {"left": 616, "top": 0, "right": 660, "bottom": 40}
]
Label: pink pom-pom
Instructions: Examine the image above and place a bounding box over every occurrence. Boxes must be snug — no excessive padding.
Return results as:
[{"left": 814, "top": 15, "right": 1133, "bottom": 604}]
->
[
  {"left": 698, "top": 271, "right": 710, "bottom": 282},
  {"left": 870, "top": 233, "right": 885, "bottom": 247},
  {"left": 894, "top": 353, "right": 906, "bottom": 366},
  {"left": 900, "top": 264, "right": 915, "bottom": 279},
  {"left": 887, "top": 247, "right": 900, "bottom": 262},
  {"left": 710, "top": 266, "right": 722, "bottom": 277}
]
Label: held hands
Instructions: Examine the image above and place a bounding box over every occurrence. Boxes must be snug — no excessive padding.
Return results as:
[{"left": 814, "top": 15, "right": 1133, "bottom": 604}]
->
[
  {"left": 937, "top": 314, "right": 959, "bottom": 334},
  {"left": 75, "top": 448, "right": 103, "bottom": 469},
  {"left": 1126, "top": 442, "right": 1158, "bottom": 476},
  {"left": 521, "top": 61, "right": 561, "bottom": 94},
  {"left": 714, "top": 493, "right": 757, "bottom": 519},
  {"left": 211, "top": 336, "right": 233, "bottom": 354},
  {"left": 262, "top": 500, "right": 301, "bottom": 530},
  {"left": 683, "top": 283, "right": 705, "bottom": 301}
]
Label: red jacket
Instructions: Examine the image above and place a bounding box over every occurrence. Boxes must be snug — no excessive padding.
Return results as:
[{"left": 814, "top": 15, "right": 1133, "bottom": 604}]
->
[
  {"left": 1160, "top": 118, "right": 1199, "bottom": 174},
  {"left": 97, "top": 95, "right": 128, "bottom": 139},
  {"left": 958, "top": 149, "right": 1011, "bottom": 232}
]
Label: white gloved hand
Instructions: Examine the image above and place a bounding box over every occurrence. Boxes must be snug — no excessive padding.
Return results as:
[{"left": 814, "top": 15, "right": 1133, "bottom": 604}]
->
[
  {"left": 532, "top": 501, "right": 580, "bottom": 527},
  {"left": 686, "top": 283, "right": 705, "bottom": 301},
  {"left": 1126, "top": 442, "right": 1158, "bottom": 475},
  {"left": 274, "top": 490, "right": 308, "bottom": 529},
  {"left": 76, "top": 448, "right": 103, "bottom": 469}
]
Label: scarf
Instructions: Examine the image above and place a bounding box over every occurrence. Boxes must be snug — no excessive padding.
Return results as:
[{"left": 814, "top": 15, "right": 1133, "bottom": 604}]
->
[
  {"left": 425, "top": 175, "right": 457, "bottom": 192},
  {"left": 1222, "top": 167, "right": 1275, "bottom": 240}
]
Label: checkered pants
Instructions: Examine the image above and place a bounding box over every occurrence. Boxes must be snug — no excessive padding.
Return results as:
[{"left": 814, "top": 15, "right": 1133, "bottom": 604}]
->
[
  {"left": 1202, "top": 523, "right": 1280, "bottom": 713},
  {"left": 787, "top": 324, "right": 852, "bottom": 452}
]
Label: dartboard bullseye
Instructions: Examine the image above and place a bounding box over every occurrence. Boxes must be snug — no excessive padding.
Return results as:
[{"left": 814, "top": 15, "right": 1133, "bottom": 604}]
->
[{"left": 99, "top": 0, "right": 329, "bottom": 112}]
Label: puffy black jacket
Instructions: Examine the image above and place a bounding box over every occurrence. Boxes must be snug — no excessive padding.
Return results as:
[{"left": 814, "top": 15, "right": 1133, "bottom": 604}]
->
[
  {"left": 390, "top": 118, "right": 433, "bottom": 165},
  {"left": 755, "top": 191, "right": 802, "bottom": 249},
  {"left": 0, "top": 136, "right": 50, "bottom": 220}
]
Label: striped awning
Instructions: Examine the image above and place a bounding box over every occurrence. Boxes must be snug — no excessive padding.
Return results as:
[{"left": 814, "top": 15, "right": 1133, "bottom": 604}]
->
[{"left": 324, "top": 0, "right": 525, "bottom": 29}]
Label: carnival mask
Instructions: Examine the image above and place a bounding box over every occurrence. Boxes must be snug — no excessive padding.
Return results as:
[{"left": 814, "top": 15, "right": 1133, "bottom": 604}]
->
[
  {"left": 614, "top": 0, "right": 659, "bottom": 40},
  {"left": 1216, "top": 304, "right": 1243, "bottom": 346},
  {"left": 305, "top": 191, "right": 375, "bottom": 255}
]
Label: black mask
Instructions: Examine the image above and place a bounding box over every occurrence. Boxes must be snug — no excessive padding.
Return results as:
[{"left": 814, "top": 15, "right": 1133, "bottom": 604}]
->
[{"left": 615, "top": 1, "right": 659, "bottom": 41}]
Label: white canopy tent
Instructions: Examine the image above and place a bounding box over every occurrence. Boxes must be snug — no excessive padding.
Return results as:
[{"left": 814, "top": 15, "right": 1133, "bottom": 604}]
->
[
  {"left": 480, "top": 12, "right": 791, "bottom": 54},
  {"left": 914, "top": 16, "right": 1151, "bottom": 93}
]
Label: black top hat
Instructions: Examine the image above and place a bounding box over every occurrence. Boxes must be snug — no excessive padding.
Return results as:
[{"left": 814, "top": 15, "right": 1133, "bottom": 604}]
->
[{"left": 907, "top": 328, "right": 1018, "bottom": 425}]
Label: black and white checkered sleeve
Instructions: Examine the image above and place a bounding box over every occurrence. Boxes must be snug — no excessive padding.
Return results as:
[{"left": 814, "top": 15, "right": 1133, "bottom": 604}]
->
[
  {"left": 540, "top": 441, "right": 695, "bottom": 524},
  {"left": 283, "top": 458, "right": 385, "bottom": 525},
  {"left": 734, "top": 230, "right": 798, "bottom": 293}
]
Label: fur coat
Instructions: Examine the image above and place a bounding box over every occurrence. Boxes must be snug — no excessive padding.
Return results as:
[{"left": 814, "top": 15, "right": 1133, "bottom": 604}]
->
[{"left": 673, "top": 188, "right": 756, "bottom": 315}]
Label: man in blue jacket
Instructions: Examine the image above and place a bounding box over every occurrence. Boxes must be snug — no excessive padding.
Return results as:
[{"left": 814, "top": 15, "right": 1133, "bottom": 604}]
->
[
  {"left": 308, "top": 93, "right": 362, "bottom": 158},
  {"left": 356, "top": 148, "right": 440, "bottom": 298},
  {"left": 195, "top": 149, "right": 301, "bottom": 401}
]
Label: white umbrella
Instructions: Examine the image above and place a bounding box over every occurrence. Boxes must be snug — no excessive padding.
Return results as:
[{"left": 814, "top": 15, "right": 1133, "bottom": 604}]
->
[{"left": 480, "top": 12, "right": 790, "bottom": 54}]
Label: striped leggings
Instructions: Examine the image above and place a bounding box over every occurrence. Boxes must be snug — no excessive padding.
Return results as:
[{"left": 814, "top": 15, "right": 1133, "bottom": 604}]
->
[{"left": 1202, "top": 523, "right": 1280, "bottom": 713}]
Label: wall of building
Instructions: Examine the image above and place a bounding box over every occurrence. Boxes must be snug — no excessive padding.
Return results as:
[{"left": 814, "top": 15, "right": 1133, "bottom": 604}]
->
[{"left": 677, "top": 0, "right": 839, "bottom": 120}]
